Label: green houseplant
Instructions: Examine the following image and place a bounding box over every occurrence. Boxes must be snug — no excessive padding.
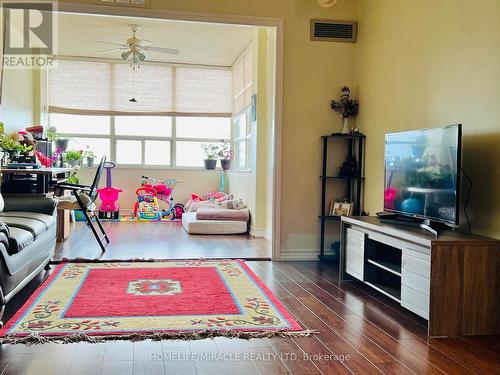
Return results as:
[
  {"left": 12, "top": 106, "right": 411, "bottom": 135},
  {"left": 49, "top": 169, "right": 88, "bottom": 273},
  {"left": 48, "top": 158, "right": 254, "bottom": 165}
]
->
[
  {"left": 201, "top": 143, "right": 220, "bottom": 170},
  {"left": 84, "top": 148, "right": 96, "bottom": 167},
  {"left": 0, "top": 132, "right": 33, "bottom": 160},
  {"left": 65, "top": 150, "right": 83, "bottom": 167}
]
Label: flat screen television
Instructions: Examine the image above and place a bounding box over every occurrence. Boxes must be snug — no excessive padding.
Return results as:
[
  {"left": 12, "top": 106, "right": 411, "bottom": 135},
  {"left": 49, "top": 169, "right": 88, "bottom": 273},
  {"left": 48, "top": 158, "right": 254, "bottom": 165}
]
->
[{"left": 384, "top": 124, "right": 462, "bottom": 226}]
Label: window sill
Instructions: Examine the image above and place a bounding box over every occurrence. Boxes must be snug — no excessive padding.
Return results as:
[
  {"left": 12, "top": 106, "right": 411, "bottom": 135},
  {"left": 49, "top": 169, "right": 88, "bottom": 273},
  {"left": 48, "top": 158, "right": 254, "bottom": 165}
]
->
[
  {"left": 226, "top": 169, "right": 252, "bottom": 174},
  {"left": 80, "top": 165, "right": 227, "bottom": 172}
]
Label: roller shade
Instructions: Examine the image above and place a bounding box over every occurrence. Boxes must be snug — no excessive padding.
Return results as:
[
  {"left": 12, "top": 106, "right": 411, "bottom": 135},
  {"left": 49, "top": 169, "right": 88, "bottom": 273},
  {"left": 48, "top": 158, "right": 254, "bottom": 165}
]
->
[{"left": 48, "top": 59, "right": 232, "bottom": 117}]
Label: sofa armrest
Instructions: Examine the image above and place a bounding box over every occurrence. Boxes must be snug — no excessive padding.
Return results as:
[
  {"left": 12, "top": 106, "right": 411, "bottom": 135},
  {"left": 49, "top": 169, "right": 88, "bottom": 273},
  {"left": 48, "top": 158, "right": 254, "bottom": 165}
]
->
[{"left": 2, "top": 197, "right": 57, "bottom": 216}]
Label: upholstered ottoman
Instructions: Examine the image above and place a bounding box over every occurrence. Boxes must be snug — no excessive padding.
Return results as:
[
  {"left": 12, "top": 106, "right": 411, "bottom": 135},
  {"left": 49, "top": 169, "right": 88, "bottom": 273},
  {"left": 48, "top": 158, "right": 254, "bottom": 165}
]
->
[{"left": 181, "top": 212, "right": 248, "bottom": 235}]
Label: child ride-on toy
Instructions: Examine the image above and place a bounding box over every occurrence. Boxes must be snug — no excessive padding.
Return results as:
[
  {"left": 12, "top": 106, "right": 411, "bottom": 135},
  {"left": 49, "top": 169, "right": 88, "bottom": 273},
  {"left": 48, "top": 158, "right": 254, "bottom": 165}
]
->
[
  {"left": 97, "top": 161, "right": 122, "bottom": 219},
  {"left": 133, "top": 187, "right": 161, "bottom": 221}
]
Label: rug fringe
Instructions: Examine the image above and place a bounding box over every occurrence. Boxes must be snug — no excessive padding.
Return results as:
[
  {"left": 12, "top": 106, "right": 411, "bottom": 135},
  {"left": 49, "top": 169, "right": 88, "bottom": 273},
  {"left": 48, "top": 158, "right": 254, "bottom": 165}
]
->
[
  {"left": 0, "top": 329, "right": 319, "bottom": 345},
  {"left": 53, "top": 257, "right": 244, "bottom": 264}
]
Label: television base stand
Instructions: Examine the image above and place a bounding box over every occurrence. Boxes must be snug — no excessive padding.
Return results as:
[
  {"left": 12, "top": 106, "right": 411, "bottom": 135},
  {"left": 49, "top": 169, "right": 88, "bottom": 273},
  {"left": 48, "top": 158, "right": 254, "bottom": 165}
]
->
[{"left": 376, "top": 213, "right": 453, "bottom": 237}]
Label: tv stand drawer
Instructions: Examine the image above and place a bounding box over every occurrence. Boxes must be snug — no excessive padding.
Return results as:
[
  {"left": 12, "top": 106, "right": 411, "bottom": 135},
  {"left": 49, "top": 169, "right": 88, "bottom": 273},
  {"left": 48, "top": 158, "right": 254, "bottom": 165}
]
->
[
  {"left": 345, "top": 228, "right": 365, "bottom": 281},
  {"left": 401, "top": 285, "right": 429, "bottom": 319}
]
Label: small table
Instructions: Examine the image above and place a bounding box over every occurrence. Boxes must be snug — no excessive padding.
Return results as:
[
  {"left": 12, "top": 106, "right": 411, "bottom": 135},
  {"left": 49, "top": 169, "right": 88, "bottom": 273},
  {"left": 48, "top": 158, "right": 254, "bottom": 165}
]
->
[{"left": 0, "top": 167, "right": 74, "bottom": 195}]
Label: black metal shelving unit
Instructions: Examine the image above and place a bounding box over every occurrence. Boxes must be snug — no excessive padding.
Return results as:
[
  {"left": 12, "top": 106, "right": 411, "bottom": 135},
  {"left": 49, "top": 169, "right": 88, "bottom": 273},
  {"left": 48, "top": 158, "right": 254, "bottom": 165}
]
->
[{"left": 319, "top": 133, "right": 366, "bottom": 260}]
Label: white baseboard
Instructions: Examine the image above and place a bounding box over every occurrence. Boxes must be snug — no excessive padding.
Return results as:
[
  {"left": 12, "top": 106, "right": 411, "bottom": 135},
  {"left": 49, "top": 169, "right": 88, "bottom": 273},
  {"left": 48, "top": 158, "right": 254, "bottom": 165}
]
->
[{"left": 249, "top": 226, "right": 272, "bottom": 240}]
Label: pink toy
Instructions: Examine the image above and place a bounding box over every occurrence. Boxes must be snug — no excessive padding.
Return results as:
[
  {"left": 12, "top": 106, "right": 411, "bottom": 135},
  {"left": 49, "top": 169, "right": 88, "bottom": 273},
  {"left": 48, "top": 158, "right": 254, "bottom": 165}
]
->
[
  {"left": 97, "top": 161, "right": 122, "bottom": 219},
  {"left": 192, "top": 192, "right": 230, "bottom": 203},
  {"left": 140, "top": 176, "right": 182, "bottom": 220}
]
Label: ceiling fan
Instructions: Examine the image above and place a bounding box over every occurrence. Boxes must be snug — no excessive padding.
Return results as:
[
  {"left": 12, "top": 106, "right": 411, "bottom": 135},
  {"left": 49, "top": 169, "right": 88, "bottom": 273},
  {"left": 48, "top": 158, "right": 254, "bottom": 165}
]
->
[{"left": 94, "top": 24, "right": 180, "bottom": 70}]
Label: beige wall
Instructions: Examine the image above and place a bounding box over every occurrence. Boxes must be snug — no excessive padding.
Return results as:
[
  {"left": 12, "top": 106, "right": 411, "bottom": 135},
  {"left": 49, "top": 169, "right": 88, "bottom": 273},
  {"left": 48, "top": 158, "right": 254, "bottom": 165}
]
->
[
  {"left": 354, "top": 0, "right": 500, "bottom": 239},
  {"left": 0, "top": 68, "right": 36, "bottom": 131},
  {"left": 253, "top": 27, "right": 274, "bottom": 236},
  {"left": 227, "top": 27, "right": 275, "bottom": 238}
]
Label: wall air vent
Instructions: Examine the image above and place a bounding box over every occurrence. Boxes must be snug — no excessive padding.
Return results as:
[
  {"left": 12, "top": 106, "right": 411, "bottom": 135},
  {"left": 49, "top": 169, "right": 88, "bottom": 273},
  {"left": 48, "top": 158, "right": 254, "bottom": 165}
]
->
[{"left": 310, "top": 19, "right": 357, "bottom": 43}]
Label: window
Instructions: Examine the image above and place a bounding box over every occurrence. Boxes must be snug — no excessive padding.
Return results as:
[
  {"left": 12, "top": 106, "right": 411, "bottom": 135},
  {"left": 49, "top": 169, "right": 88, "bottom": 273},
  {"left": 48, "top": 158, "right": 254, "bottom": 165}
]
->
[
  {"left": 116, "top": 140, "right": 142, "bottom": 165},
  {"left": 233, "top": 110, "right": 251, "bottom": 170},
  {"left": 50, "top": 113, "right": 230, "bottom": 168},
  {"left": 115, "top": 116, "right": 172, "bottom": 137},
  {"left": 176, "top": 117, "right": 229, "bottom": 167},
  {"left": 50, "top": 114, "right": 110, "bottom": 135}
]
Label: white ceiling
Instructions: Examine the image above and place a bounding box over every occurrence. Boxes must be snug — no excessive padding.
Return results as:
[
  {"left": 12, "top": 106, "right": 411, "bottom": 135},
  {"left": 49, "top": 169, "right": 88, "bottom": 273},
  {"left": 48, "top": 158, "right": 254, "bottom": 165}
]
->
[{"left": 57, "top": 13, "right": 255, "bottom": 66}]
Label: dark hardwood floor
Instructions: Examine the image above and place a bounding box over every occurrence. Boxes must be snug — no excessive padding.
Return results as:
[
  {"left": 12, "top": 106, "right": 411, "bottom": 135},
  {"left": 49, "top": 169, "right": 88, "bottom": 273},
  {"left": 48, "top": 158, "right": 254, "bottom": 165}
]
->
[
  {"left": 1, "top": 224, "right": 499, "bottom": 374},
  {"left": 53, "top": 221, "right": 270, "bottom": 260}
]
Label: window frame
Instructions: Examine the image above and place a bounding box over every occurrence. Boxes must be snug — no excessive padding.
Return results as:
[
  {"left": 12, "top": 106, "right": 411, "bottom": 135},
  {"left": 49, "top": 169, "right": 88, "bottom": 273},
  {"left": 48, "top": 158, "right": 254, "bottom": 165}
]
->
[
  {"left": 232, "top": 108, "right": 252, "bottom": 171},
  {"left": 52, "top": 115, "right": 231, "bottom": 169}
]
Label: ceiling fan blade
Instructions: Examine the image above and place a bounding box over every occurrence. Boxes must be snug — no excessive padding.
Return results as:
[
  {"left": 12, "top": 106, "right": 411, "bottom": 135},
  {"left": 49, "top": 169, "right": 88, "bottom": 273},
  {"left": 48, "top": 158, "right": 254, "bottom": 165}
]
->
[
  {"left": 142, "top": 46, "right": 180, "bottom": 55},
  {"left": 96, "top": 48, "right": 129, "bottom": 53},
  {"left": 137, "top": 39, "right": 153, "bottom": 46},
  {"left": 93, "top": 41, "right": 128, "bottom": 48}
]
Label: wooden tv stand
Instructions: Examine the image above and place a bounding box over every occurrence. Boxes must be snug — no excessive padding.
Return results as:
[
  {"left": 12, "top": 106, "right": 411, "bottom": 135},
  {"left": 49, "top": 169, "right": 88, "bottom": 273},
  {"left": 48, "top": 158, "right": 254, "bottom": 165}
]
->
[{"left": 339, "top": 216, "right": 500, "bottom": 337}]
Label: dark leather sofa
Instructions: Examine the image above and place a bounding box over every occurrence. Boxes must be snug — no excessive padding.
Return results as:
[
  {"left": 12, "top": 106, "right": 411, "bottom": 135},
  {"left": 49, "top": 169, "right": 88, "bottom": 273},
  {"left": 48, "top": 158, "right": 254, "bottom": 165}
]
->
[{"left": 0, "top": 196, "right": 57, "bottom": 326}]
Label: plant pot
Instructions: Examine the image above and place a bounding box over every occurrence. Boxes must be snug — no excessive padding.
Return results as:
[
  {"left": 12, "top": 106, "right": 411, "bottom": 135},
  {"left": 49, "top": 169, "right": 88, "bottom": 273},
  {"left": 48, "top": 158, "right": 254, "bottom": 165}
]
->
[
  {"left": 341, "top": 117, "right": 351, "bottom": 134},
  {"left": 220, "top": 159, "right": 232, "bottom": 170},
  {"left": 7, "top": 150, "right": 19, "bottom": 161},
  {"left": 204, "top": 159, "right": 217, "bottom": 170},
  {"left": 55, "top": 138, "right": 69, "bottom": 152},
  {"left": 67, "top": 159, "right": 81, "bottom": 167},
  {"left": 87, "top": 157, "right": 95, "bottom": 167}
]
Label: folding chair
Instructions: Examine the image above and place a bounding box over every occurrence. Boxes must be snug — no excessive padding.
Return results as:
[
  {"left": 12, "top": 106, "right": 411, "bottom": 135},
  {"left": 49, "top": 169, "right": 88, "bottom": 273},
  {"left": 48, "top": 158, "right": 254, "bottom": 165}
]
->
[{"left": 55, "top": 156, "right": 109, "bottom": 252}]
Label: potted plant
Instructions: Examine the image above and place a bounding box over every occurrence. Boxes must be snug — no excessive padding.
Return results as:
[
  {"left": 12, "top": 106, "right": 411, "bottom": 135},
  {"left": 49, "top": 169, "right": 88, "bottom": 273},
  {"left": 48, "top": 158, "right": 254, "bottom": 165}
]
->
[
  {"left": 201, "top": 143, "right": 220, "bottom": 170},
  {"left": 48, "top": 126, "right": 69, "bottom": 151},
  {"left": 331, "top": 86, "right": 359, "bottom": 134},
  {"left": 65, "top": 150, "right": 83, "bottom": 167},
  {"left": 0, "top": 132, "right": 33, "bottom": 160},
  {"left": 218, "top": 139, "right": 234, "bottom": 170},
  {"left": 84, "top": 147, "right": 96, "bottom": 167}
]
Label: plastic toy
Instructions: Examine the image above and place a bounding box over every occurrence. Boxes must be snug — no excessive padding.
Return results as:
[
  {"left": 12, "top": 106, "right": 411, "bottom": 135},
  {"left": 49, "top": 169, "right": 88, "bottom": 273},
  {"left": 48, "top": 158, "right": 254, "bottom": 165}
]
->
[
  {"left": 192, "top": 192, "right": 230, "bottom": 203},
  {"left": 134, "top": 187, "right": 161, "bottom": 221},
  {"left": 97, "top": 161, "right": 122, "bottom": 219},
  {"left": 172, "top": 203, "right": 185, "bottom": 219},
  {"left": 139, "top": 176, "right": 183, "bottom": 220}
]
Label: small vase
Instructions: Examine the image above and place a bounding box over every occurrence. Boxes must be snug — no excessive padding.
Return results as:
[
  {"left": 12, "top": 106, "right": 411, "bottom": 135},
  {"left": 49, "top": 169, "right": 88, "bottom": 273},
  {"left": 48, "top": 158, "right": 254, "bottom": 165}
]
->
[
  {"left": 55, "top": 138, "right": 69, "bottom": 152},
  {"left": 68, "top": 159, "right": 80, "bottom": 167},
  {"left": 341, "top": 117, "right": 351, "bottom": 134},
  {"left": 204, "top": 159, "right": 217, "bottom": 170},
  {"left": 220, "top": 159, "right": 232, "bottom": 170}
]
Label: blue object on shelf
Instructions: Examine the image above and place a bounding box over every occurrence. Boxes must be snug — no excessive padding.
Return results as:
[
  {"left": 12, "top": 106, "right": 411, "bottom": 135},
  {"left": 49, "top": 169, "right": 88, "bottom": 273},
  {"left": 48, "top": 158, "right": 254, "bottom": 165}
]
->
[{"left": 73, "top": 210, "right": 86, "bottom": 222}]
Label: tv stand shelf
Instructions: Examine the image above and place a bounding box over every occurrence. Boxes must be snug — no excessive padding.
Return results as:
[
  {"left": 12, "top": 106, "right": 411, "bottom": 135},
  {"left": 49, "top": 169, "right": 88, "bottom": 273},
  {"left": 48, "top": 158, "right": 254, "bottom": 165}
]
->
[
  {"left": 340, "top": 216, "right": 500, "bottom": 337},
  {"left": 366, "top": 259, "right": 401, "bottom": 276}
]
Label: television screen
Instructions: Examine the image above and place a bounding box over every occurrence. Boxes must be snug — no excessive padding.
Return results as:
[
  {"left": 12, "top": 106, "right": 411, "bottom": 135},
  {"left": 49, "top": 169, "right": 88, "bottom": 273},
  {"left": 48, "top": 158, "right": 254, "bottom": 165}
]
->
[{"left": 384, "top": 124, "right": 462, "bottom": 225}]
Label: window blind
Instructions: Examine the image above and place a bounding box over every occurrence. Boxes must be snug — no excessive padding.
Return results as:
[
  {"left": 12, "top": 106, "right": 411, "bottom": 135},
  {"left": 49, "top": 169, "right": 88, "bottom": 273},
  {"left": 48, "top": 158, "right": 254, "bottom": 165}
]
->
[
  {"left": 48, "top": 59, "right": 232, "bottom": 117},
  {"left": 232, "top": 47, "right": 253, "bottom": 114}
]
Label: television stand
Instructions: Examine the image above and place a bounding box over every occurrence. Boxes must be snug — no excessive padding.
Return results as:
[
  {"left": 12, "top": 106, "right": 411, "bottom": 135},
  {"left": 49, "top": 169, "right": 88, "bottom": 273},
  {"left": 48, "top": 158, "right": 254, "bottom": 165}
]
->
[{"left": 340, "top": 216, "right": 500, "bottom": 337}]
